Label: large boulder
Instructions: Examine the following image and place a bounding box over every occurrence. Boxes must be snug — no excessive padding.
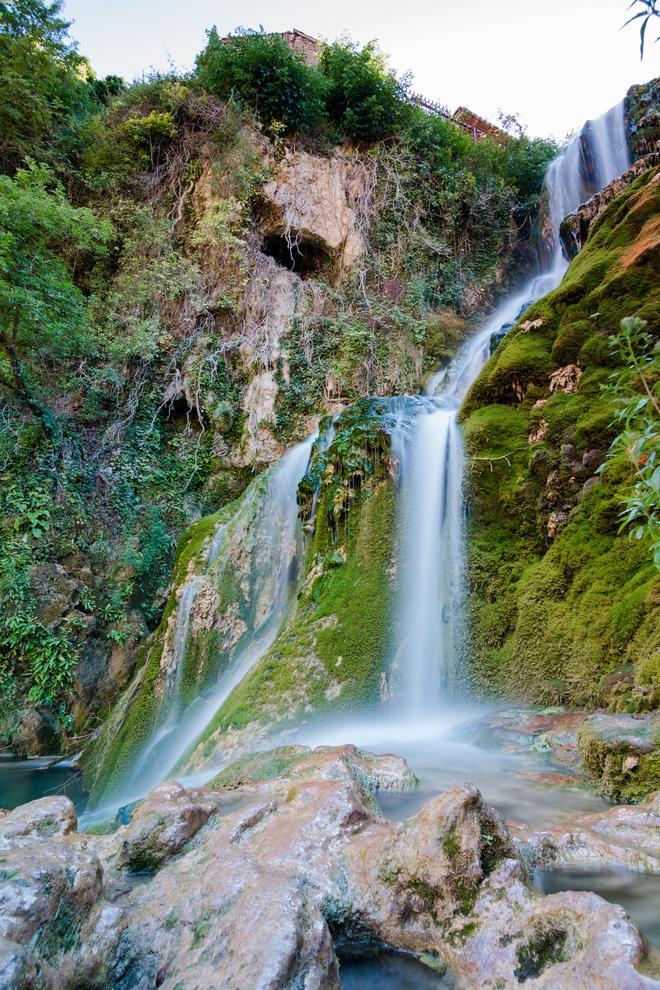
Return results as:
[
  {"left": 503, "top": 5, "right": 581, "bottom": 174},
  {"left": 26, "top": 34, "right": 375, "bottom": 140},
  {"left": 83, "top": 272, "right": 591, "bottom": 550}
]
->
[
  {"left": 113, "top": 781, "right": 218, "bottom": 872},
  {"left": 0, "top": 749, "right": 656, "bottom": 989},
  {"left": 0, "top": 796, "right": 102, "bottom": 984},
  {"left": 10, "top": 708, "right": 62, "bottom": 758},
  {"left": 209, "top": 744, "right": 418, "bottom": 794},
  {"left": 0, "top": 795, "right": 77, "bottom": 846}
]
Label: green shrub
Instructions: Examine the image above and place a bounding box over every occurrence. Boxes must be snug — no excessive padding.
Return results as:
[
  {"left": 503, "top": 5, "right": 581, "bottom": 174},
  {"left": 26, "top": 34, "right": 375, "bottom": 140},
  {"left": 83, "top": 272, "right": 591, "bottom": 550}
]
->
[
  {"left": 196, "top": 27, "right": 325, "bottom": 134},
  {"left": 319, "top": 38, "right": 411, "bottom": 141}
]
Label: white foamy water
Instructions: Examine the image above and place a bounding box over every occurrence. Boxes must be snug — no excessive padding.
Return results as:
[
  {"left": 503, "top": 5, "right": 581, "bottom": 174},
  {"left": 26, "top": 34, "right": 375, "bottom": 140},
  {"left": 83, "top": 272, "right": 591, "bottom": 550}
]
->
[
  {"left": 391, "top": 99, "right": 631, "bottom": 719},
  {"left": 84, "top": 101, "right": 633, "bottom": 824}
]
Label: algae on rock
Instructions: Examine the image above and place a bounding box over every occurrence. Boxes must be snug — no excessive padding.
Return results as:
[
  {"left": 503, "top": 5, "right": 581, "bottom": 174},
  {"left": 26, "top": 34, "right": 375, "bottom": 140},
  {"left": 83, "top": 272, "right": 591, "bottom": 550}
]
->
[{"left": 179, "top": 400, "right": 404, "bottom": 774}]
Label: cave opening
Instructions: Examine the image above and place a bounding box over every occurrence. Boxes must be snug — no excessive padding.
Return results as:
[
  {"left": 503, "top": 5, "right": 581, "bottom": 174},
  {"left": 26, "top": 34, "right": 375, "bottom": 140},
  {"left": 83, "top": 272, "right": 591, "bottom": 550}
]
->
[{"left": 262, "top": 233, "right": 333, "bottom": 276}]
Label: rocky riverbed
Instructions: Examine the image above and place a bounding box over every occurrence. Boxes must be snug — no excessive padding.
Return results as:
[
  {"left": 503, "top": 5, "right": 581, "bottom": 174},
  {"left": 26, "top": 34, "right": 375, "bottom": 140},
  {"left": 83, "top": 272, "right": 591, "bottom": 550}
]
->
[{"left": 1, "top": 744, "right": 658, "bottom": 989}]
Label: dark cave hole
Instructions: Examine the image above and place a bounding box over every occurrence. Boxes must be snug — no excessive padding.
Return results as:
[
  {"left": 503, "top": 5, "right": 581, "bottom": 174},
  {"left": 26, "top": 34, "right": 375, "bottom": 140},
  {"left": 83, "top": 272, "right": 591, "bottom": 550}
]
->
[{"left": 262, "top": 233, "right": 333, "bottom": 276}]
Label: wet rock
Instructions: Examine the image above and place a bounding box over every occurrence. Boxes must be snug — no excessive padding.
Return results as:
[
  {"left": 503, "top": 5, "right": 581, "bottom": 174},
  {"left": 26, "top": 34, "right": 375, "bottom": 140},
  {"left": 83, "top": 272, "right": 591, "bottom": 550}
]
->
[
  {"left": 0, "top": 795, "right": 77, "bottom": 846},
  {"left": 560, "top": 151, "right": 660, "bottom": 256},
  {"left": 0, "top": 937, "right": 40, "bottom": 990},
  {"left": 521, "top": 792, "right": 660, "bottom": 873},
  {"left": 0, "top": 840, "right": 102, "bottom": 950},
  {"left": 210, "top": 744, "right": 418, "bottom": 795},
  {"left": 11, "top": 707, "right": 62, "bottom": 757},
  {"left": 0, "top": 798, "right": 102, "bottom": 967},
  {"left": 209, "top": 745, "right": 311, "bottom": 789},
  {"left": 0, "top": 749, "right": 656, "bottom": 989},
  {"left": 490, "top": 321, "right": 514, "bottom": 353},
  {"left": 578, "top": 712, "right": 660, "bottom": 803},
  {"left": 283, "top": 745, "right": 418, "bottom": 793},
  {"left": 465, "top": 708, "right": 587, "bottom": 770},
  {"left": 350, "top": 783, "right": 517, "bottom": 939},
  {"left": 115, "top": 782, "right": 218, "bottom": 872}
]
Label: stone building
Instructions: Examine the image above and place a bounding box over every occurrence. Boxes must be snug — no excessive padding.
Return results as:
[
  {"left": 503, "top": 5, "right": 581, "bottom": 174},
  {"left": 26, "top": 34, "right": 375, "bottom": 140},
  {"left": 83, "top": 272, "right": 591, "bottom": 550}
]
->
[{"left": 278, "top": 29, "right": 321, "bottom": 65}]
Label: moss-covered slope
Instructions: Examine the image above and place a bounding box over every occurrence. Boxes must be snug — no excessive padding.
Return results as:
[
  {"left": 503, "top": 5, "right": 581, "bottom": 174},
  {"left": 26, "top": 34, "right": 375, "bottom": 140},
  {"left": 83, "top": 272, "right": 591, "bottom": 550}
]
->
[
  {"left": 180, "top": 399, "right": 402, "bottom": 773},
  {"left": 86, "top": 399, "right": 404, "bottom": 797},
  {"left": 83, "top": 466, "right": 279, "bottom": 800},
  {"left": 461, "top": 167, "right": 659, "bottom": 709}
]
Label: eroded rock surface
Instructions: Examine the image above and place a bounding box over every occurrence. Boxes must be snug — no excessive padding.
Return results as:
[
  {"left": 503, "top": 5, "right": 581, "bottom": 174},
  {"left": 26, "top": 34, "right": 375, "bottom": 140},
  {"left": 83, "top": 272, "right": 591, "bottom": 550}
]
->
[
  {"left": 0, "top": 748, "right": 657, "bottom": 989},
  {"left": 260, "top": 150, "right": 367, "bottom": 276},
  {"left": 520, "top": 791, "right": 660, "bottom": 874}
]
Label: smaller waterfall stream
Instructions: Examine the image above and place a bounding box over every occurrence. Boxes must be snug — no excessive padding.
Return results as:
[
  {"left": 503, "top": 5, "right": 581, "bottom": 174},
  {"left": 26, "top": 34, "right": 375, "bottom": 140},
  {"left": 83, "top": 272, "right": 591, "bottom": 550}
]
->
[
  {"left": 394, "top": 406, "right": 466, "bottom": 708},
  {"left": 87, "top": 435, "right": 315, "bottom": 818}
]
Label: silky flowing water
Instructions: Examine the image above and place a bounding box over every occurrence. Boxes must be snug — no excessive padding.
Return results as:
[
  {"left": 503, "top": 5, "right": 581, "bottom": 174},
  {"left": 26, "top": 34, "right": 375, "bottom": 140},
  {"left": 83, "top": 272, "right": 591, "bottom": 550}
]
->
[{"left": 3, "top": 99, "right": 654, "bottom": 964}]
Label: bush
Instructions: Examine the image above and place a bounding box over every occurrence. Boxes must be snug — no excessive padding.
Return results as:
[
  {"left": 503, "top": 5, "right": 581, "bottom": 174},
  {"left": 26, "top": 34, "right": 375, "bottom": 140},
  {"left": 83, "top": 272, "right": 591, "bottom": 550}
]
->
[
  {"left": 195, "top": 27, "right": 325, "bottom": 134},
  {"left": 319, "top": 38, "right": 412, "bottom": 141}
]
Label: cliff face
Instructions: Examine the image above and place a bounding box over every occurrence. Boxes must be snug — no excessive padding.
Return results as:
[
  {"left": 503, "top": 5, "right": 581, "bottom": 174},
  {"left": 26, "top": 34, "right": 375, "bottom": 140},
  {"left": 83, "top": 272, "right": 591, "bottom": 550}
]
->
[
  {"left": 84, "top": 398, "right": 403, "bottom": 801},
  {"left": 462, "top": 167, "right": 659, "bottom": 709},
  {"left": 2, "top": 102, "right": 527, "bottom": 754}
]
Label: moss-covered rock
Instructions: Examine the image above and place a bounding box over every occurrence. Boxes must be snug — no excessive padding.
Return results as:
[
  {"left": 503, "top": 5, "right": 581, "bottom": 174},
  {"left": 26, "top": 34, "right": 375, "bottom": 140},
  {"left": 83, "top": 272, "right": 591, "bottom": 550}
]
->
[
  {"left": 462, "top": 167, "right": 660, "bottom": 707},
  {"left": 577, "top": 712, "right": 660, "bottom": 803},
  {"left": 180, "top": 400, "right": 403, "bottom": 774}
]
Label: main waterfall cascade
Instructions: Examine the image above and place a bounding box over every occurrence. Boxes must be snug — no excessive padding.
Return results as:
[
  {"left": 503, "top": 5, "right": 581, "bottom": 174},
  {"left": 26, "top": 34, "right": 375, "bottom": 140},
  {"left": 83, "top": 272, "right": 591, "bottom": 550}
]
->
[
  {"left": 89, "top": 100, "right": 633, "bottom": 815},
  {"left": 391, "top": 100, "right": 631, "bottom": 714}
]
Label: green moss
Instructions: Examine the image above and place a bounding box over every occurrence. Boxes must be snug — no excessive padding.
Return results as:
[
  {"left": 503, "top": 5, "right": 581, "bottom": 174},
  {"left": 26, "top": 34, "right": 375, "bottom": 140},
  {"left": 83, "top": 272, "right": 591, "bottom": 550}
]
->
[
  {"left": 550, "top": 318, "right": 591, "bottom": 365},
  {"left": 84, "top": 478, "right": 264, "bottom": 804},
  {"left": 183, "top": 475, "right": 396, "bottom": 765},
  {"left": 177, "top": 404, "right": 399, "bottom": 771},
  {"left": 464, "top": 331, "right": 552, "bottom": 412},
  {"left": 514, "top": 922, "right": 569, "bottom": 982},
  {"left": 578, "top": 717, "right": 660, "bottom": 803},
  {"left": 462, "top": 167, "right": 660, "bottom": 710},
  {"left": 208, "top": 746, "right": 309, "bottom": 789}
]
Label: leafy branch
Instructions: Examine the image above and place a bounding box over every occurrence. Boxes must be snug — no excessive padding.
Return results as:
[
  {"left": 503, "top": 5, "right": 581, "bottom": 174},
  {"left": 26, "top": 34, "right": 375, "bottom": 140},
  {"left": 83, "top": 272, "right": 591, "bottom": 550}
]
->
[{"left": 624, "top": 0, "right": 660, "bottom": 58}]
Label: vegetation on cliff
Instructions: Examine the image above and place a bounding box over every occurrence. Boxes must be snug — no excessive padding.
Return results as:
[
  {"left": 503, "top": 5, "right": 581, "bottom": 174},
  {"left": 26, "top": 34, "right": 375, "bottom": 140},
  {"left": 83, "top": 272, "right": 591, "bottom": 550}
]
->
[
  {"left": 462, "top": 166, "right": 659, "bottom": 710},
  {"left": 0, "top": 0, "right": 557, "bottom": 747}
]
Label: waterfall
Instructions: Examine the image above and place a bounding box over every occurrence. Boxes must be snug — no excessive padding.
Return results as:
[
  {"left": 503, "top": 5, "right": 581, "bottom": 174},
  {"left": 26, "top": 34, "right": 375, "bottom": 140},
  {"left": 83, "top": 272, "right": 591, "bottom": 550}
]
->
[
  {"left": 393, "top": 100, "right": 631, "bottom": 716},
  {"left": 88, "top": 102, "right": 634, "bottom": 818},
  {"left": 93, "top": 434, "right": 315, "bottom": 814},
  {"left": 395, "top": 407, "right": 466, "bottom": 709}
]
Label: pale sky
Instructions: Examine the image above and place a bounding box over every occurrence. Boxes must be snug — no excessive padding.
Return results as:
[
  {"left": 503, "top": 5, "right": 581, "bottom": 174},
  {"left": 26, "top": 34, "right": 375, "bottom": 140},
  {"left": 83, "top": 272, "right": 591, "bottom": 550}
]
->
[{"left": 62, "top": 0, "right": 658, "bottom": 140}]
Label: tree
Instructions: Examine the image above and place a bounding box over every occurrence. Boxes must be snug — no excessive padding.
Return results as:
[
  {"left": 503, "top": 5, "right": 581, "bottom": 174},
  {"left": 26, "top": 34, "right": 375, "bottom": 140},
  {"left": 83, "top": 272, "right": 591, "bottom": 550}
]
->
[
  {"left": 0, "top": 162, "right": 111, "bottom": 431},
  {"left": 0, "top": 0, "right": 94, "bottom": 171},
  {"left": 319, "top": 38, "right": 412, "bottom": 142},
  {"left": 196, "top": 27, "right": 325, "bottom": 134}
]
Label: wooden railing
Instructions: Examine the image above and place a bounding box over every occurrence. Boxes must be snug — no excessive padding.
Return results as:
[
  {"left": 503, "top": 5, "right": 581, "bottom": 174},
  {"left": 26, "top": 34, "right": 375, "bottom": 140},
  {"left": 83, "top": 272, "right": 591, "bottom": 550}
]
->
[{"left": 408, "top": 92, "right": 481, "bottom": 140}]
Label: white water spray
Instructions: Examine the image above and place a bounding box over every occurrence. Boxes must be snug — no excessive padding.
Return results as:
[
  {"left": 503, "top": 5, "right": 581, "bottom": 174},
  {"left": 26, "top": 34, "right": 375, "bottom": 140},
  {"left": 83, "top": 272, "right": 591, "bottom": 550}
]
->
[
  {"left": 86, "top": 435, "right": 315, "bottom": 819},
  {"left": 393, "top": 101, "right": 631, "bottom": 716}
]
